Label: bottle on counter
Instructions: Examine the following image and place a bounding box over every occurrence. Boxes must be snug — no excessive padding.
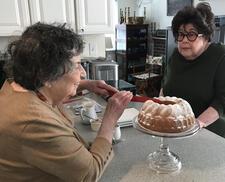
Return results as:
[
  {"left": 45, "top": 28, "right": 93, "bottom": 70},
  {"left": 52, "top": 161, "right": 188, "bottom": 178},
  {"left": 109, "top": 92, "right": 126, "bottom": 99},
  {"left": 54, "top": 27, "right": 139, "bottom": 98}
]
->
[{"left": 113, "top": 124, "right": 121, "bottom": 141}]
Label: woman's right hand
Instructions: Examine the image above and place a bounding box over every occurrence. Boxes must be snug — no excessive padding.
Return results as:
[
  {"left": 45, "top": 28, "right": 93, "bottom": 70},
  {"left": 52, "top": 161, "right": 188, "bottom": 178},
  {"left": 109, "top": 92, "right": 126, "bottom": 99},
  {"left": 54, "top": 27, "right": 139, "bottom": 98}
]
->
[
  {"left": 104, "top": 91, "right": 133, "bottom": 123},
  {"left": 97, "top": 91, "right": 133, "bottom": 143}
]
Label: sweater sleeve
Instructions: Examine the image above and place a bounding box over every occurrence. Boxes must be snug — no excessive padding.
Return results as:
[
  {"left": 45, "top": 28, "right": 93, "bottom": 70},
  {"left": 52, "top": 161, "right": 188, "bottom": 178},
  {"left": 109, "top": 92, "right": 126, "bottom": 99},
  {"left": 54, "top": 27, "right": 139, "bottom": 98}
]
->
[
  {"left": 20, "top": 119, "right": 113, "bottom": 182},
  {"left": 211, "top": 54, "right": 225, "bottom": 117}
]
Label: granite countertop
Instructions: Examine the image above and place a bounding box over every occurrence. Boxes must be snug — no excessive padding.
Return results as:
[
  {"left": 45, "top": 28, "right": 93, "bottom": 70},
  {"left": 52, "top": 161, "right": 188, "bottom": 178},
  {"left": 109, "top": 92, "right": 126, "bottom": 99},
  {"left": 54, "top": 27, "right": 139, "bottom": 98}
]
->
[{"left": 64, "top": 93, "right": 225, "bottom": 182}]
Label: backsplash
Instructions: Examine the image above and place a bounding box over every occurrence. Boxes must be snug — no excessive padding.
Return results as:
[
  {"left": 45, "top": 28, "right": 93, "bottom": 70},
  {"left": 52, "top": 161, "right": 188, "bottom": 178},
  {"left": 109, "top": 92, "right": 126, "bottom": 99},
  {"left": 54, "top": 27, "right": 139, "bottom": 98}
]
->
[
  {"left": 81, "top": 34, "right": 106, "bottom": 58},
  {"left": 0, "top": 34, "right": 106, "bottom": 58}
]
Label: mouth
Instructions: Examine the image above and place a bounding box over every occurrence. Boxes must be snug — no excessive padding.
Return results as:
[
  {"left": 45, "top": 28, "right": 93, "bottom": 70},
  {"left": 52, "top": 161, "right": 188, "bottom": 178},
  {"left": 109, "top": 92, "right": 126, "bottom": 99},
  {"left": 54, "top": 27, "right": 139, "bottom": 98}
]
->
[
  {"left": 180, "top": 48, "right": 191, "bottom": 53},
  {"left": 181, "top": 47, "right": 190, "bottom": 49}
]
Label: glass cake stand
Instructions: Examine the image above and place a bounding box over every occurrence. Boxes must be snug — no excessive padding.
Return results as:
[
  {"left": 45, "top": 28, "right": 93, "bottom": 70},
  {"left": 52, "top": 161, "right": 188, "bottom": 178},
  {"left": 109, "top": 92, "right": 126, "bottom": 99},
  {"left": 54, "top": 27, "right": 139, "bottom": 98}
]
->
[{"left": 133, "top": 118, "right": 200, "bottom": 173}]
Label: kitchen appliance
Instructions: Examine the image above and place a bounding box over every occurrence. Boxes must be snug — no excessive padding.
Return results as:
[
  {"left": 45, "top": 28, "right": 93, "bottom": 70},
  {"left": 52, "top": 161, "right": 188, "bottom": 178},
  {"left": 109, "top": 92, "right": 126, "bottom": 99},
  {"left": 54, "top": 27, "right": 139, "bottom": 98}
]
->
[{"left": 90, "top": 60, "right": 118, "bottom": 81}]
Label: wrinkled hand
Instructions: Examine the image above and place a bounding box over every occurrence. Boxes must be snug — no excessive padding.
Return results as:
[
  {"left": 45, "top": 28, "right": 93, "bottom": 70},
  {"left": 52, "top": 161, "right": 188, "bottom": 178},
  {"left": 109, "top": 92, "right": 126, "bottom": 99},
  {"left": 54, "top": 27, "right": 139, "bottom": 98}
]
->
[
  {"left": 103, "top": 91, "right": 133, "bottom": 125},
  {"left": 85, "top": 80, "right": 118, "bottom": 96},
  {"left": 197, "top": 119, "right": 206, "bottom": 128},
  {"left": 97, "top": 90, "right": 133, "bottom": 143}
]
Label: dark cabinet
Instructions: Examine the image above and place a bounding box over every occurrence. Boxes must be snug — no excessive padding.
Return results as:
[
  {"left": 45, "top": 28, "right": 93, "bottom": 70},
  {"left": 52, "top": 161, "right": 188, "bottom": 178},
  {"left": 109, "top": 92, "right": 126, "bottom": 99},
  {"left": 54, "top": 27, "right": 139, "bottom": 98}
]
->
[
  {"left": 0, "top": 61, "right": 6, "bottom": 88},
  {"left": 115, "top": 24, "right": 148, "bottom": 82}
]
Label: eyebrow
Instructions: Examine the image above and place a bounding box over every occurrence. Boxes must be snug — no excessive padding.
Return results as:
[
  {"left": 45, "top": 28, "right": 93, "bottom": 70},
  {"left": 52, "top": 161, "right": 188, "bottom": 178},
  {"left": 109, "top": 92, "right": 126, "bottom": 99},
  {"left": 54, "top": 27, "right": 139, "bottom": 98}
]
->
[
  {"left": 74, "top": 61, "right": 81, "bottom": 64},
  {"left": 179, "top": 28, "right": 198, "bottom": 32}
]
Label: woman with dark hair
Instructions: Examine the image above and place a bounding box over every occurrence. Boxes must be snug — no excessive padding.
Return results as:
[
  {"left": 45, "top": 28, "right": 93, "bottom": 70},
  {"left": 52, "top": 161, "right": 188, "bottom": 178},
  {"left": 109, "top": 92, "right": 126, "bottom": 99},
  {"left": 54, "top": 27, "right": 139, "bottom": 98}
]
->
[
  {"left": 0, "top": 22, "right": 133, "bottom": 181},
  {"left": 161, "top": 3, "right": 225, "bottom": 137}
]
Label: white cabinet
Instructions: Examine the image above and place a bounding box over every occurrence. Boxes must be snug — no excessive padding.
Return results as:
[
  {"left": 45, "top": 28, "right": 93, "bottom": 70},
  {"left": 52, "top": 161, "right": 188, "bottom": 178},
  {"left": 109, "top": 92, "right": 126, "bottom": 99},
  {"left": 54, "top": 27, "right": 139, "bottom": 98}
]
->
[
  {"left": 0, "top": 0, "right": 115, "bottom": 36},
  {"left": 29, "top": 0, "right": 76, "bottom": 30},
  {"left": 0, "top": 0, "right": 30, "bottom": 36},
  {"left": 76, "top": 0, "right": 115, "bottom": 34}
]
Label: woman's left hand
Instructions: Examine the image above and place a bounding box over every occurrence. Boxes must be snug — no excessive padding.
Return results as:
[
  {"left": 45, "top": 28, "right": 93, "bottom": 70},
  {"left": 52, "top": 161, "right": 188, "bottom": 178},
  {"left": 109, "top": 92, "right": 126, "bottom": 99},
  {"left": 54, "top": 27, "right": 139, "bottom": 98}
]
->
[{"left": 79, "top": 80, "right": 118, "bottom": 96}]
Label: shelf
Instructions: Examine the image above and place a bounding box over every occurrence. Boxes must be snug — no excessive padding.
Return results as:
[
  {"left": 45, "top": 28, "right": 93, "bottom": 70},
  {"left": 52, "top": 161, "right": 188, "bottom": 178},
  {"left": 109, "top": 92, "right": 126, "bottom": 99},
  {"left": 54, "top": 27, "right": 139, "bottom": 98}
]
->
[
  {"left": 115, "top": 24, "right": 148, "bottom": 81},
  {"left": 116, "top": 51, "right": 147, "bottom": 56},
  {"left": 116, "top": 38, "right": 147, "bottom": 43},
  {"left": 127, "top": 38, "right": 147, "bottom": 41},
  {"left": 128, "top": 64, "right": 146, "bottom": 69},
  {"left": 152, "top": 36, "right": 166, "bottom": 40},
  {"left": 116, "top": 24, "right": 149, "bottom": 30}
]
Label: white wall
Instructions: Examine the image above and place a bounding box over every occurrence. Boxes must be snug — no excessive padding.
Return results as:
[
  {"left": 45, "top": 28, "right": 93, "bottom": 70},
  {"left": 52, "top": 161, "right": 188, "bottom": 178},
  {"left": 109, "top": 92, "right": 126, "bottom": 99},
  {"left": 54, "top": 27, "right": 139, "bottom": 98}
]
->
[
  {"left": 194, "top": 0, "right": 225, "bottom": 15},
  {"left": 149, "top": 0, "right": 173, "bottom": 29},
  {"left": 139, "top": 0, "right": 225, "bottom": 29}
]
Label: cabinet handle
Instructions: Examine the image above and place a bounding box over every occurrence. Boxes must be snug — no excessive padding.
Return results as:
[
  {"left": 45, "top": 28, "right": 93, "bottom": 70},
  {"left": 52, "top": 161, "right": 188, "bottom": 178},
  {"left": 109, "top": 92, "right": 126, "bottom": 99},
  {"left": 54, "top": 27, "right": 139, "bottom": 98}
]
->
[{"left": 81, "top": 28, "right": 84, "bottom": 32}]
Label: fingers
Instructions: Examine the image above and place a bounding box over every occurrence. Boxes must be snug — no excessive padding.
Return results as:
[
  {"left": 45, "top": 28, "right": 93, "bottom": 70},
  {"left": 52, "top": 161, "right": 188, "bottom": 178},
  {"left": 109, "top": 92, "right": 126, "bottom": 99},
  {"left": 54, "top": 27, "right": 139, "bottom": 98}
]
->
[
  {"left": 106, "top": 85, "right": 118, "bottom": 94},
  {"left": 114, "top": 91, "right": 132, "bottom": 100},
  {"left": 97, "top": 89, "right": 109, "bottom": 96},
  {"left": 95, "top": 80, "right": 119, "bottom": 96},
  {"left": 103, "top": 91, "right": 133, "bottom": 126},
  {"left": 110, "top": 91, "right": 133, "bottom": 104}
]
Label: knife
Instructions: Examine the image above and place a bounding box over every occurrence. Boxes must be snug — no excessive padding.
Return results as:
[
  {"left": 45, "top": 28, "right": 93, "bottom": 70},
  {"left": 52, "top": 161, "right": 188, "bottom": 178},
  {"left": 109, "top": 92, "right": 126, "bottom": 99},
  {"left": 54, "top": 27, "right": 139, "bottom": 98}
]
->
[
  {"left": 131, "top": 95, "right": 163, "bottom": 103},
  {"left": 107, "top": 91, "right": 163, "bottom": 104}
]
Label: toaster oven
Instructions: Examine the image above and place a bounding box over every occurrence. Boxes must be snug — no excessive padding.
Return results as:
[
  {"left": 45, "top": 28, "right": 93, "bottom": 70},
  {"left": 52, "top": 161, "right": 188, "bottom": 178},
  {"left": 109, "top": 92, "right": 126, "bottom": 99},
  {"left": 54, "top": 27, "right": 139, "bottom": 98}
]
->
[{"left": 90, "top": 61, "right": 118, "bottom": 81}]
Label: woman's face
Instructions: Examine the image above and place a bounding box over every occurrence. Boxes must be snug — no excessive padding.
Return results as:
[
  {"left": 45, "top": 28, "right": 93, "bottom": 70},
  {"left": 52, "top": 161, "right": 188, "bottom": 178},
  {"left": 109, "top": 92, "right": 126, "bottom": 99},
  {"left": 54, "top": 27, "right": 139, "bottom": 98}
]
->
[
  {"left": 177, "top": 23, "right": 208, "bottom": 60},
  {"left": 49, "top": 55, "right": 86, "bottom": 104}
]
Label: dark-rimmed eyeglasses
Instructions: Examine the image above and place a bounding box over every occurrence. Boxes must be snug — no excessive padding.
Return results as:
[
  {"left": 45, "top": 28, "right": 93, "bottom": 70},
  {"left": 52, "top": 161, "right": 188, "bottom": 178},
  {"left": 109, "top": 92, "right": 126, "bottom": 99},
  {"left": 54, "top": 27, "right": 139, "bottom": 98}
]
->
[{"left": 176, "top": 31, "right": 203, "bottom": 42}]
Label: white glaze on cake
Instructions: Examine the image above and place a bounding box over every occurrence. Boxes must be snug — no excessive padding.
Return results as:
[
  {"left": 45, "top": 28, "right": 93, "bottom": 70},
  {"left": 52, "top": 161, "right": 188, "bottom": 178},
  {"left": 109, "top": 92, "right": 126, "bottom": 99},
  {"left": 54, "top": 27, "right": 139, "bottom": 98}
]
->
[{"left": 138, "top": 96, "right": 195, "bottom": 133}]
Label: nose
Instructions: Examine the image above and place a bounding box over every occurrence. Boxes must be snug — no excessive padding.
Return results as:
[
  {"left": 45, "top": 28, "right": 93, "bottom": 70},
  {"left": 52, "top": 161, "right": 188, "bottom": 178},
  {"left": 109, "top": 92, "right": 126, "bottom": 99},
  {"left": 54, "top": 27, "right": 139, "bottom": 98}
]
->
[{"left": 182, "top": 35, "right": 189, "bottom": 42}]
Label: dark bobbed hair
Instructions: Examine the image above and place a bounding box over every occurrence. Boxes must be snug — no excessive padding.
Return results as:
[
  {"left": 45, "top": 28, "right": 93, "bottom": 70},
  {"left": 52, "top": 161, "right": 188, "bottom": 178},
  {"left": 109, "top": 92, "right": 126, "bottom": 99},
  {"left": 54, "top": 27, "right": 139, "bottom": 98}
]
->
[
  {"left": 7, "top": 22, "right": 84, "bottom": 90},
  {"left": 172, "top": 2, "right": 215, "bottom": 42}
]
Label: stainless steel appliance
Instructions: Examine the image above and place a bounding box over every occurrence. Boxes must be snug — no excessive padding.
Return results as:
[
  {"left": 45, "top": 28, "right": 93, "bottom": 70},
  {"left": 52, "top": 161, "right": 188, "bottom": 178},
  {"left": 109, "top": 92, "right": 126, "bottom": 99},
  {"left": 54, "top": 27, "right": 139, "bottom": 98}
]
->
[{"left": 90, "top": 60, "right": 118, "bottom": 81}]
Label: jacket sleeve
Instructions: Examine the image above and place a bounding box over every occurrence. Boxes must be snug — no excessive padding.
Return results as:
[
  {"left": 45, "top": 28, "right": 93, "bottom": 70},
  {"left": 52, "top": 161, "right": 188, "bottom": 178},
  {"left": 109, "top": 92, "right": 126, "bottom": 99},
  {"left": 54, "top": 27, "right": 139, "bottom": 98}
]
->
[
  {"left": 211, "top": 54, "right": 225, "bottom": 117},
  {"left": 20, "top": 119, "right": 113, "bottom": 182}
]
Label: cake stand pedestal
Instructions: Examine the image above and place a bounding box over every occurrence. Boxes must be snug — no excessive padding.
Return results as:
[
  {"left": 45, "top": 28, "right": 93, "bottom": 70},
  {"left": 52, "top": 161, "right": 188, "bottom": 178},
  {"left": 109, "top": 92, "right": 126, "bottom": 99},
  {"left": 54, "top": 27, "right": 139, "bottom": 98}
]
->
[
  {"left": 147, "top": 137, "right": 181, "bottom": 173},
  {"left": 133, "top": 119, "right": 200, "bottom": 173}
]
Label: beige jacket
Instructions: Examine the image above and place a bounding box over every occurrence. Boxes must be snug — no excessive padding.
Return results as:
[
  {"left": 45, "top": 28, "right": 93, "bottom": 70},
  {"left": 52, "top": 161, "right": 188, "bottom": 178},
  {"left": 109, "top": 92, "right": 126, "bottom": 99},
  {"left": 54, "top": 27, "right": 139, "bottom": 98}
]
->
[{"left": 0, "top": 81, "right": 113, "bottom": 182}]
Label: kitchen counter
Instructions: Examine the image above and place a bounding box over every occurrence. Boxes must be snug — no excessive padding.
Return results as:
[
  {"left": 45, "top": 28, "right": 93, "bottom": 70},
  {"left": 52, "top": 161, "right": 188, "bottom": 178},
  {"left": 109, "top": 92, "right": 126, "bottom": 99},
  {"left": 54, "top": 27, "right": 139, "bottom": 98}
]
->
[
  {"left": 99, "top": 128, "right": 225, "bottom": 182},
  {"left": 64, "top": 93, "right": 225, "bottom": 182}
]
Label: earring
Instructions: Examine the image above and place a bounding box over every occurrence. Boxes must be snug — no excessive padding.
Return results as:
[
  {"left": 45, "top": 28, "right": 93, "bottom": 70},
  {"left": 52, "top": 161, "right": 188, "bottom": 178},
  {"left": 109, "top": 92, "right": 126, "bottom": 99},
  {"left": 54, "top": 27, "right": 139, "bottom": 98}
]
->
[{"left": 45, "top": 82, "right": 52, "bottom": 88}]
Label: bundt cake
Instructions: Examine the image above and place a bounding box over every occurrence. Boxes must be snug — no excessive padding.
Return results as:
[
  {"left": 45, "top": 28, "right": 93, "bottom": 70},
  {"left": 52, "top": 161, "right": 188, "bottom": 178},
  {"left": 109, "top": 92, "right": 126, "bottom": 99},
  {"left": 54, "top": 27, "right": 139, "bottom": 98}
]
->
[{"left": 138, "top": 96, "right": 195, "bottom": 133}]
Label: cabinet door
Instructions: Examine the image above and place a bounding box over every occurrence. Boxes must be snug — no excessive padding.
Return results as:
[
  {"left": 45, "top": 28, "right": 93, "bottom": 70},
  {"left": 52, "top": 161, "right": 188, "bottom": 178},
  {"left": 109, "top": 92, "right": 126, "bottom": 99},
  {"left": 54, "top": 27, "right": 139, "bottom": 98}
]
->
[
  {"left": 0, "top": 0, "right": 30, "bottom": 36},
  {"left": 76, "top": 0, "right": 114, "bottom": 34},
  {"left": 29, "top": 0, "right": 76, "bottom": 30}
]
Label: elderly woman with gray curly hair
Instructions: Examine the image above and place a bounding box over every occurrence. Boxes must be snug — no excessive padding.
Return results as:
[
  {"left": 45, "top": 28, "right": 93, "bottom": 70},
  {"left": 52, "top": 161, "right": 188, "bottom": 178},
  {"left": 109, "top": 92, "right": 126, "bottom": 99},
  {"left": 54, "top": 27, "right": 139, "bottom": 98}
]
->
[{"left": 0, "top": 22, "right": 133, "bottom": 181}]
